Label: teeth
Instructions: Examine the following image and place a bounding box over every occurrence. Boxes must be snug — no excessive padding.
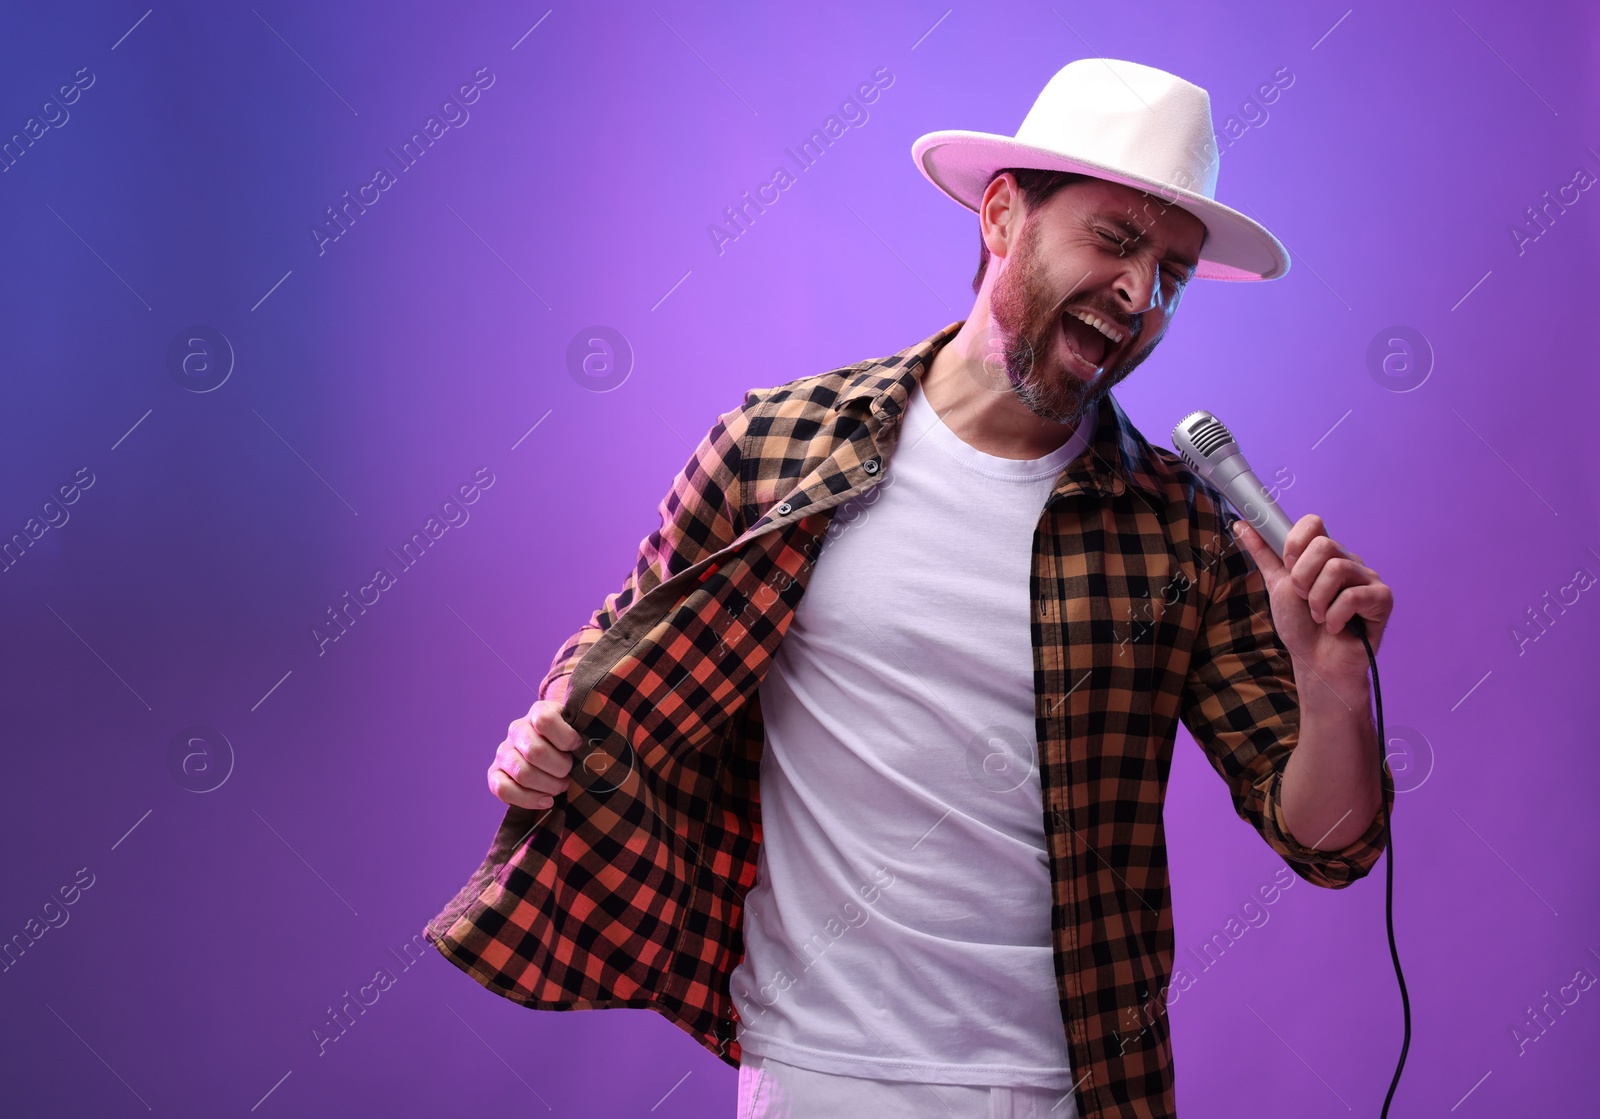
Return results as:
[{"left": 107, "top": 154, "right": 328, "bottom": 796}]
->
[{"left": 1067, "top": 308, "right": 1126, "bottom": 345}]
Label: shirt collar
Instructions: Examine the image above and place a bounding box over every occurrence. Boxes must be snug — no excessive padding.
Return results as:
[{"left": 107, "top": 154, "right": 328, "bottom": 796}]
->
[{"left": 837, "top": 319, "right": 1170, "bottom": 503}]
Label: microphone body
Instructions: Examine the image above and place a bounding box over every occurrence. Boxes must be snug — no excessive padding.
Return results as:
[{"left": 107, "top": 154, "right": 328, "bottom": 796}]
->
[
  {"left": 1170, "top": 410, "right": 1295, "bottom": 557},
  {"left": 1171, "top": 410, "right": 1365, "bottom": 637}
]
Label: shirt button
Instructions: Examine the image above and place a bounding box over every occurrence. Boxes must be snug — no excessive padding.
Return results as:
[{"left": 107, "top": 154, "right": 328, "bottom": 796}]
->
[
  {"left": 864, "top": 459, "right": 880, "bottom": 474},
  {"left": 775, "top": 502, "right": 792, "bottom": 515}
]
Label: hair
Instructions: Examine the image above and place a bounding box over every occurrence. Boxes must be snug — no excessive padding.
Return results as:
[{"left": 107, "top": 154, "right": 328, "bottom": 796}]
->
[{"left": 971, "top": 167, "right": 1095, "bottom": 294}]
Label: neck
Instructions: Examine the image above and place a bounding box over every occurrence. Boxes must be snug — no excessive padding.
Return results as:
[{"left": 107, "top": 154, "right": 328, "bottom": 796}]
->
[{"left": 921, "top": 301, "right": 1087, "bottom": 460}]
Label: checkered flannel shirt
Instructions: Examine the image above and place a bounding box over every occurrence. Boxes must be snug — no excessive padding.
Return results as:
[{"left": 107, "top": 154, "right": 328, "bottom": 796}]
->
[{"left": 424, "top": 319, "right": 1393, "bottom": 1119}]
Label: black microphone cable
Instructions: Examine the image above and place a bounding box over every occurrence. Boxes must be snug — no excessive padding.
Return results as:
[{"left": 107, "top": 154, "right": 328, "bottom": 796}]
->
[{"left": 1348, "top": 616, "right": 1409, "bottom": 1118}]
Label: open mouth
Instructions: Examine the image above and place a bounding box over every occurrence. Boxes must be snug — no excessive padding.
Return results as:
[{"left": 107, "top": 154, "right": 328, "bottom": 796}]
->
[{"left": 1062, "top": 310, "right": 1113, "bottom": 376}]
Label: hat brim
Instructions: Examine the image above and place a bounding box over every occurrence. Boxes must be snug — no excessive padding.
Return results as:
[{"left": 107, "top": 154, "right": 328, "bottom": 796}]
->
[{"left": 912, "top": 130, "right": 1290, "bottom": 282}]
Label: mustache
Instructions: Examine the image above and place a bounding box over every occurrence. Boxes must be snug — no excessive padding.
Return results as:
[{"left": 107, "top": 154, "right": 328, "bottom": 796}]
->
[{"left": 1035, "top": 273, "right": 1139, "bottom": 341}]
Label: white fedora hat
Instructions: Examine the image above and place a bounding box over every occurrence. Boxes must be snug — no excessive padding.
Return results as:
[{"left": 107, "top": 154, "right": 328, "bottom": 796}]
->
[{"left": 912, "top": 58, "right": 1290, "bottom": 281}]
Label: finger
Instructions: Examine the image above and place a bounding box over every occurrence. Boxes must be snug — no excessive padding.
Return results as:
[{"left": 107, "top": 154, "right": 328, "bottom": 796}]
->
[
  {"left": 1306, "top": 557, "right": 1366, "bottom": 624},
  {"left": 506, "top": 718, "right": 535, "bottom": 762},
  {"left": 1325, "top": 582, "right": 1392, "bottom": 639},
  {"left": 533, "top": 703, "right": 583, "bottom": 752},
  {"left": 487, "top": 767, "right": 557, "bottom": 809},
  {"left": 502, "top": 742, "right": 579, "bottom": 797},
  {"left": 505, "top": 730, "right": 574, "bottom": 781},
  {"left": 1231, "top": 520, "right": 1285, "bottom": 592},
  {"left": 1280, "top": 513, "right": 1327, "bottom": 571},
  {"left": 505, "top": 736, "right": 574, "bottom": 786},
  {"left": 1289, "top": 536, "right": 1347, "bottom": 600},
  {"left": 507, "top": 711, "right": 577, "bottom": 766},
  {"left": 500, "top": 735, "right": 572, "bottom": 787}
]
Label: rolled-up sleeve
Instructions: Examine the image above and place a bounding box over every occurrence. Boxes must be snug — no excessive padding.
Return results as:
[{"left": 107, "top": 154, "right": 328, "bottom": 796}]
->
[
  {"left": 536, "top": 396, "right": 749, "bottom": 703},
  {"left": 1179, "top": 519, "right": 1393, "bottom": 889}
]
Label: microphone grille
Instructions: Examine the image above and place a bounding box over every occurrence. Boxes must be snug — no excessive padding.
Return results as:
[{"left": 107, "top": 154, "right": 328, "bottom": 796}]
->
[{"left": 1172, "top": 410, "right": 1237, "bottom": 468}]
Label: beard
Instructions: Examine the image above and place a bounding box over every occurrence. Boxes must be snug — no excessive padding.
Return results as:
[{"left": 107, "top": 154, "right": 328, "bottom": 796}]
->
[{"left": 984, "top": 220, "right": 1160, "bottom": 426}]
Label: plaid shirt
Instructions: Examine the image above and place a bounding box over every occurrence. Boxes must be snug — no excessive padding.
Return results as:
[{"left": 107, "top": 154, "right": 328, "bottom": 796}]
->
[{"left": 424, "top": 319, "right": 1392, "bottom": 1119}]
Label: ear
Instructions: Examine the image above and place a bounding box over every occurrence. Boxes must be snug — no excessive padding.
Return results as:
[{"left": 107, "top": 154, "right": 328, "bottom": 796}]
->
[{"left": 979, "top": 173, "right": 1023, "bottom": 263}]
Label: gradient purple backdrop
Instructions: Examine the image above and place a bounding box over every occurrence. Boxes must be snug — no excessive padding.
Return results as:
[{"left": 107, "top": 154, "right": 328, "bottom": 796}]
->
[{"left": 2, "top": 2, "right": 1596, "bottom": 1116}]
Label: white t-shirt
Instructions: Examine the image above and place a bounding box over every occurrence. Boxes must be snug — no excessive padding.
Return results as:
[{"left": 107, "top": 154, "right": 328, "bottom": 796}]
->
[{"left": 729, "top": 378, "right": 1099, "bottom": 1091}]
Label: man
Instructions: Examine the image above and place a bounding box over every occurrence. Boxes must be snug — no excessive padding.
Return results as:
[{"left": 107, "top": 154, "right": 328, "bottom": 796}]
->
[{"left": 426, "top": 59, "right": 1394, "bottom": 1119}]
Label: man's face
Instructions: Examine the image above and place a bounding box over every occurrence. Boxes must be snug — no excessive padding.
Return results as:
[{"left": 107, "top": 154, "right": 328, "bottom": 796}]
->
[{"left": 985, "top": 176, "right": 1207, "bottom": 425}]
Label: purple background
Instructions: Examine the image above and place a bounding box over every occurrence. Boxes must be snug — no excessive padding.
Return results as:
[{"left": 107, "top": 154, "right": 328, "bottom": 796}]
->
[{"left": 2, "top": 2, "right": 1596, "bottom": 1115}]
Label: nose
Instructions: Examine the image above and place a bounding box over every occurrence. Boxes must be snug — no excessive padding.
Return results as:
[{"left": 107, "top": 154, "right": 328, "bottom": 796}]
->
[{"left": 1112, "top": 254, "right": 1160, "bottom": 314}]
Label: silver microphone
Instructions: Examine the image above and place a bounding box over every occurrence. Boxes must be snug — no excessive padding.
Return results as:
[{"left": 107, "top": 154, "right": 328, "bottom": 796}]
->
[
  {"left": 1170, "top": 410, "right": 1294, "bottom": 558},
  {"left": 1172, "top": 409, "right": 1368, "bottom": 639}
]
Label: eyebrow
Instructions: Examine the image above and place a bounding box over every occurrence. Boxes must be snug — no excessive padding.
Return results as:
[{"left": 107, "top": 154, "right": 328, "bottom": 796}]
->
[{"left": 1104, "top": 215, "right": 1199, "bottom": 275}]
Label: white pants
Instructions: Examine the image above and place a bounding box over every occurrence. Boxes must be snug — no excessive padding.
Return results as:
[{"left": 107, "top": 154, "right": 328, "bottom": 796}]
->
[{"left": 737, "top": 1052, "right": 1080, "bottom": 1119}]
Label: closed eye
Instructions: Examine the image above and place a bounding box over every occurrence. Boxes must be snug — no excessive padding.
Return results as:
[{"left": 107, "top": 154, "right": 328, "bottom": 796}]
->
[
  {"left": 1094, "top": 225, "right": 1196, "bottom": 288},
  {"left": 1097, "top": 227, "right": 1191, "bottom": 292}
]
